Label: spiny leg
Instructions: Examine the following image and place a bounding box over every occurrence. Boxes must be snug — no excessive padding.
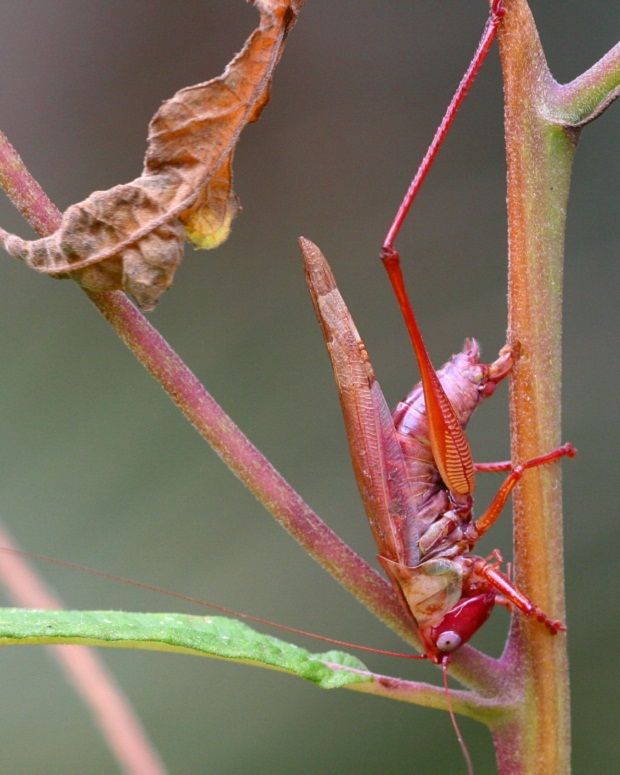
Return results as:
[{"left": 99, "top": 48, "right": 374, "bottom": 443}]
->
[{"left": 473, "top": 443, "right": 576, "bottom": 537}]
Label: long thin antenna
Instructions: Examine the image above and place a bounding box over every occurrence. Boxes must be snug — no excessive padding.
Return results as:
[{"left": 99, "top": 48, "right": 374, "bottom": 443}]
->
[
  {"left": 443, "top": 660, "right": 474, "bottom": 775},
  {"left": 0, "top": 545, "right": 425, "bottom": 661}
]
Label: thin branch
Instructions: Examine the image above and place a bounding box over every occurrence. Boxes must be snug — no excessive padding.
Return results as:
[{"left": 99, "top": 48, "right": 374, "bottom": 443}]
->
[
  {"left": 0, "top": 130, "right": 413, "bottom": 648},
  {"left": 0, "top": 125, "right": 511, "bottom": 697},
  {"left": 0, "top": 523, "right": 168, "bottom": 775},
  {"left": 0, "top": 130, "right": 62, "bottom": 234},
  {"left": 86, "top": 288, "right": 416, "bottom": 639},
  {"left": 344, "top": 667, "right": 514, "bottom": 724},
  {"left": 550, "top": 41, "right": 620, "bottom": 126}
]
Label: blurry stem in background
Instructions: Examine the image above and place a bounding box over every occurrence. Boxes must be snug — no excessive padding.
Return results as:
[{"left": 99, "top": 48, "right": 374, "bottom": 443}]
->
[{"left": 0, "top": 523, "right": 168, "bottom": 775}]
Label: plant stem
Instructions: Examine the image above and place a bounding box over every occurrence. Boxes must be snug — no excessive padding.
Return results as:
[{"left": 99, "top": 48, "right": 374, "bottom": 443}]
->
[
  {"left": 496, "top": 1, "right": 618, "bottom": 770},
  {"left": 2, "top": 3, "right": 617, "bottom": 754},
  {"left": 0, "top": 130, "right": 416, "bottom": 649},
  {"left": 86, "top": 288, "right": 419, "bottom": 642},
  {"left": 495, "top": 5, "right": 620, "bottom": 765},
  {"left": 0, "top": 525, "right": 168, "bottom": 775},
  {"left": 496, "top": 1, "right": 574, "bottom": 771}
]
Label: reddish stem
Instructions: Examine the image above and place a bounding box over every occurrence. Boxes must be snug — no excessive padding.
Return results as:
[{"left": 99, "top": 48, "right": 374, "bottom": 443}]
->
[
  {"left": 0, "top": 130, "right": 416, "bottom": 649},
  {"left": 0, "top": 525, "right": 168, "bottom": 775},
  {"left": 0, "top": 128, "right": 507, "bottom": 696}
]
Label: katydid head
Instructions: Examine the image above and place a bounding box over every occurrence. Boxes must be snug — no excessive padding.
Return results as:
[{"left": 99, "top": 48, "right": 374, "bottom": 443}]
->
[
  {"left": 419, "top": 591, "right": 496, "bottom": 665},
  {"left": 379, "top": 555, "right": 496, "bottom": 663}
]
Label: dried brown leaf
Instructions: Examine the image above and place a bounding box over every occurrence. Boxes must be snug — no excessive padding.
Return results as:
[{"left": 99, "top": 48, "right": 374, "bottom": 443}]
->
[{"left": 0, "top": 0, "right": 304, "bottom": 310}]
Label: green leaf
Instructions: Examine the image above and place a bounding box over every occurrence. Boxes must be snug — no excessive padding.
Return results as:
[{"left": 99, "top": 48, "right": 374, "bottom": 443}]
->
[{"left": 0, "top": 609, "right": 372, "bottom": 689}]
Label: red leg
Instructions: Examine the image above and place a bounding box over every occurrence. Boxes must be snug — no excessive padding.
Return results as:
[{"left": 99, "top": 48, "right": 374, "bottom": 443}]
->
[
  {"left": 474, "top": 558, "right": 566, "bottom": 634},
  {"left": 379, "top": 5, "right": 508, "bottom": 499},
  {"left": 382, "top": 1, "right": 506, "bottom": 255},
  {"left": 473, "top": 443, "right": 576, "bottom": 537},
  {"left": 484, "top": 548, "right": 504, "bottom": 567},
  {"left": 474, "top": 460, "right": 514, "bottom": 473}
]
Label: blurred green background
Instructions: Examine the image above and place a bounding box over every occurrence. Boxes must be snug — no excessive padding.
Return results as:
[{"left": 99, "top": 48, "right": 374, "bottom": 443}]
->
[{"left": 0, "top": 2, "right": 617, "bottom": 773}]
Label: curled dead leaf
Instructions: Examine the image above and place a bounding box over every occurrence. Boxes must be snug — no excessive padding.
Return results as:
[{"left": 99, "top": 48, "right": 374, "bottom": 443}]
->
[{"left": 0, "top": 0, "right": 305, "bottom": 310}]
